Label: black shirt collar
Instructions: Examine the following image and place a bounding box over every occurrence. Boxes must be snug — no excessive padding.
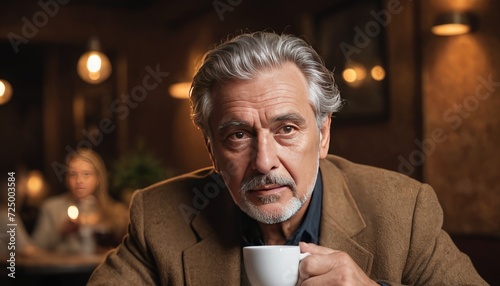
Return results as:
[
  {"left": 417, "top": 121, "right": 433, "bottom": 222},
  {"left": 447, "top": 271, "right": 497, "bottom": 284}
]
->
[{"left": 239, "top": 170, "right": 323, "bottom": 246}]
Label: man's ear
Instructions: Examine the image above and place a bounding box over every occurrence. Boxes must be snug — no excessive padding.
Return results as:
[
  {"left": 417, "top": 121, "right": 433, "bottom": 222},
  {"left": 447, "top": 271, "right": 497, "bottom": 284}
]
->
[{"left": 319, "top": 115, "right": 331, "bottom": 159}]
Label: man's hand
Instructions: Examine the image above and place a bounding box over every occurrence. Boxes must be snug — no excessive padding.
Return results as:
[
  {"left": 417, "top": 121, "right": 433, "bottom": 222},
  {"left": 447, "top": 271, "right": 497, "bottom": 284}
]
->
[{"left": 298, "top": 242, "right": 378, "bottom": 286}]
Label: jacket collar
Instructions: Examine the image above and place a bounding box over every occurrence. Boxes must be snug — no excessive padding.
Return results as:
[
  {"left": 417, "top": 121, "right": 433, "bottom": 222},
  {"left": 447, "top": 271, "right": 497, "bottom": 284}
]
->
[
  {"left": 183, "top": 175, "right": 242, "bottom": 285},
  {"left": 319, "top": 157, "right": 373, "bottom": 275},
  {"left": 183, "top": 233, "right": 241, "bottom": 285},
  {"left": 183, "top": 158, "right": 374, "bottom": 285}
]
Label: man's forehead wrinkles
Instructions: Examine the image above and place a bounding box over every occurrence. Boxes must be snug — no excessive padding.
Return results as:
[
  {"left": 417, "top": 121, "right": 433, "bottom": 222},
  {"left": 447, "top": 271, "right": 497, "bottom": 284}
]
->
[{"left": 217, "top": 86, "right": 297, "bottom": 102}]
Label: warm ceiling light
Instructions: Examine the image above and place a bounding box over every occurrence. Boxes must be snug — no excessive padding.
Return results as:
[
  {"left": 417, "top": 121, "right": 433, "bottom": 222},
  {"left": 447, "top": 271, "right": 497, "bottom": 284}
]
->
[
  {"left": 432, "top": 12, "right": 472, "bottom": 36},
  {"left": 0, "top": 79, "right": 13, "bottom": 105},
  {"left": 169, "top": 82, "right": 192, "bottom": 99},
  {"left": 77, "top": 37, "right": 112, "bottom": 84}
]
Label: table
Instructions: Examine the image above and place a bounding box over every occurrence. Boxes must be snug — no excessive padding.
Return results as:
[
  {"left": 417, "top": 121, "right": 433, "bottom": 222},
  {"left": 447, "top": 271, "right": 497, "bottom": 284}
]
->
[
  {"left": 17, "top": 252, "right": 106, "bottom": 274},
  {"left": 1, "top": 251, "right": 108, "bottom": 286}
]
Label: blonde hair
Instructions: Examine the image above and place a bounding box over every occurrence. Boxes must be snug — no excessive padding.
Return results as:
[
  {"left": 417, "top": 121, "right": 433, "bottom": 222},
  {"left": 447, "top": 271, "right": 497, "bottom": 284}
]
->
[
  {"left": 66, "top": 148, "right": 128, "bottom": 237},
  {"left": 66, "top": 148, "right": 111, "bottom": 205}
]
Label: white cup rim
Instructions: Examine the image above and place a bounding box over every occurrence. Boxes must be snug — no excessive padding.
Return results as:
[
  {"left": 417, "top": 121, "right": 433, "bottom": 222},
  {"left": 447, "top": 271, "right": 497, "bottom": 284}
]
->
[{"left": 243, "top": 245, "right": 299, "bottom": 249}]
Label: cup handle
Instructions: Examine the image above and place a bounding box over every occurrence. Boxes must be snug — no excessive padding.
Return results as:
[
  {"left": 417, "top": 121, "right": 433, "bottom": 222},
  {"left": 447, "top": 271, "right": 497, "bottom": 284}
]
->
[{"left": 299, "top": 252, "right": 311, "bottom": 261}]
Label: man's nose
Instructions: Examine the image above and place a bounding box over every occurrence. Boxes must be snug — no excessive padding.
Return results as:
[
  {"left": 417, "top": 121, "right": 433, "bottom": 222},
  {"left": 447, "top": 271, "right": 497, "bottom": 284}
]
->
[{"left": 251, "top": 133, "right": 280, "bottom": 174}]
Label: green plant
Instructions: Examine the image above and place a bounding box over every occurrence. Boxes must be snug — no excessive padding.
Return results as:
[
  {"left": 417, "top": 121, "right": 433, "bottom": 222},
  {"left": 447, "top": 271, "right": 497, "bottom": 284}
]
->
[{"left": 110, "top": 142, "right": 173, "bottom": 203}]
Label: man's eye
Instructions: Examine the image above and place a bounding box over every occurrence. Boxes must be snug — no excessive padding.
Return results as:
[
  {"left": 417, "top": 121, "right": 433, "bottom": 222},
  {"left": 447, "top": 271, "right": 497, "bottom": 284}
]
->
[
  {"left": 231, "top": 131, "right": 246, "bottom": 140},
  {"left": 283, "top": 126, "right": 293, "bottom": 133},
  {"left": 279, "top": 125, "right": 296, "bottom": 134}
]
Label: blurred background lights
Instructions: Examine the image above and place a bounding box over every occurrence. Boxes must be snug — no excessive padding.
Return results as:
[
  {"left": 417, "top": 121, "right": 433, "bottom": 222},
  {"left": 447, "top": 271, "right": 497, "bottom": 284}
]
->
[
  {"left": 26, "top": 170, "right": 45, "bottom": 198},
  {"left": 432, "top": 23, "right": 470, "bottom": 36},
  {"left": 354, "top": 66, "right": 366, "bottom": 81},
  {"left": 77, "top": 37, "right": 112, "bottom": 84},
  {"left": 87, "top": 54, "right": 102, "bottom": 73},
  {"left": 432, "top": 12, "right": 472, "bottom": 36},
  {"left": 168, "top": 81, "right": 192, "bottom": 99},
  {"left": 0, "top": 79, "right": 13, "bottom": 105},
  {"left": 68, "top": 205, "right": 79, "bottom": 220},
  {"left": 77, "top": 50, "right": 111, "bottom": 84},
  {"left": 342, "top": 65, "right": 366, "bottom": 86},
  {"left": 343, "top": 68, "right": 357, "bottom": 83},
  {"left": 371, "top": 65, "right": 386, "bottom": 81}
]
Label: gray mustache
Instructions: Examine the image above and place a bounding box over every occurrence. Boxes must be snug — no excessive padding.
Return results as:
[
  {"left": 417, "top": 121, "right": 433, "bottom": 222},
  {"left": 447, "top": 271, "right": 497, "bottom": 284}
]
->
[{"left": 241, "top": 173, "right": 297, "bottom": 193}]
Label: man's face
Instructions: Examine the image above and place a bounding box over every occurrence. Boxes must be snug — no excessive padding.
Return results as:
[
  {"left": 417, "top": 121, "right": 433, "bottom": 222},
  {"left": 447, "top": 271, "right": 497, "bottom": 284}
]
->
[{"left": 208, "top": 62, "right": 331, "bottom": 224}]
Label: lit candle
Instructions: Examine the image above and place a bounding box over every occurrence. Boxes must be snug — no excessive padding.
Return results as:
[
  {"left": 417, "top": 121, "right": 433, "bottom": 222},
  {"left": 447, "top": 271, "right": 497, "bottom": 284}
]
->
[{"left": 68, "top": 205, "right": 79, "bottom": 221}]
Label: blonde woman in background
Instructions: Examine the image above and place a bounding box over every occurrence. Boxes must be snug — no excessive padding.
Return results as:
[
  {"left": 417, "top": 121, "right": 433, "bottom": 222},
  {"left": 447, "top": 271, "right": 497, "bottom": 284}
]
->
[{"left": 32, "top": 149, "right": 128, "bottom": 253}]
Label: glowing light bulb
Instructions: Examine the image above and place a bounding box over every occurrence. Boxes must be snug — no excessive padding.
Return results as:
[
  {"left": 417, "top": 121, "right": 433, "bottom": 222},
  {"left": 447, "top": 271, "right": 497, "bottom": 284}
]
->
[
  {"left": 77, "top": 51, "right": 112, "bottom": 84},
  {"left": 87, "top": 54, "right": 102, "bottom": 73},
  {"left": 0, "top": 79, "right": 13, "bottom": 105}
]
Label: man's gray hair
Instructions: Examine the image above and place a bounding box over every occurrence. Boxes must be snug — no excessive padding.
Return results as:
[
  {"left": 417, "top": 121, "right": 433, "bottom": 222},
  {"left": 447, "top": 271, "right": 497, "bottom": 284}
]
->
[{"left": 190, "top": 31, "right": 342, "bottom": 137}]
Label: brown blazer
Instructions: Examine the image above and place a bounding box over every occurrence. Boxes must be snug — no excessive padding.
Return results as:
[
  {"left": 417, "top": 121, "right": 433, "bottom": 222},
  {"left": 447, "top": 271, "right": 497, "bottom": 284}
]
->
[{"left": 88, "top": 155, "right": 487, "bottom": 285}]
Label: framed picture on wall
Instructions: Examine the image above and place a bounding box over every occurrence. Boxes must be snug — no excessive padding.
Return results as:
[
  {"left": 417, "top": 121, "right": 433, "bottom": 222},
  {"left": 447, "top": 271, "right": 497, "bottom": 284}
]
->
[{"left": 315, "top": 0, "right": 389, "bottom": 122}]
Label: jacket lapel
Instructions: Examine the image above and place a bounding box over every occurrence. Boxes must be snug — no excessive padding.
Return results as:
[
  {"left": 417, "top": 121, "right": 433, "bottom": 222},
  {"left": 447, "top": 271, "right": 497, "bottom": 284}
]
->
[
  {"left": 183, "top": 186, "right": 242, "bottom": 286},
  {"left": 183, "top": 234, "right": 241, "bottom": 285},
  {"left": 319, "top": 158, "right": 374, "bottom": 275}
]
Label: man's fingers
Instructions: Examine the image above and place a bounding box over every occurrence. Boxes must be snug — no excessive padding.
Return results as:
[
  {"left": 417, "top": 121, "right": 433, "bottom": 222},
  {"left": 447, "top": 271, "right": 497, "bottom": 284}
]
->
[
  {"left": 299, "top": 242, "right": 338, "bottom": 255},
  {"left": 298, "top": 243, "right": 377, "bottom": 285},
  {"left": 298, "top": 244, "right": 358, "bottom": 282},
  {"left": 299, "top": 252, "right": 334, "bottom": 278},
  {"left": 298, "top": 242, "right": 338, "bottom": 277}
]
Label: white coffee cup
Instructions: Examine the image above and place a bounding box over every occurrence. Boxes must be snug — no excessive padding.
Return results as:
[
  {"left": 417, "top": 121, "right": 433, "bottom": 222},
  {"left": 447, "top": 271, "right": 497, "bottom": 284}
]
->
[{"left": 243, "top": 245, "right": 310, "bottom": 286}]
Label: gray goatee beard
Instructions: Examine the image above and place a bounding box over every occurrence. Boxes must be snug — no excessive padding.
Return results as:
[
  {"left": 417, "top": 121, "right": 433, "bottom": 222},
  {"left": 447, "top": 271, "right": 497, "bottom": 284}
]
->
[{"left": 239, "top": 169, "right": 316, "bottom": 224}]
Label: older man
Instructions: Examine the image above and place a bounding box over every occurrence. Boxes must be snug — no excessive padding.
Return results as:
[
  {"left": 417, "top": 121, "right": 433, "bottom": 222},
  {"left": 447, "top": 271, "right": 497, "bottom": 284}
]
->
[{"left": 88, "top": 32, "right": 486, "bottom": 285}]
